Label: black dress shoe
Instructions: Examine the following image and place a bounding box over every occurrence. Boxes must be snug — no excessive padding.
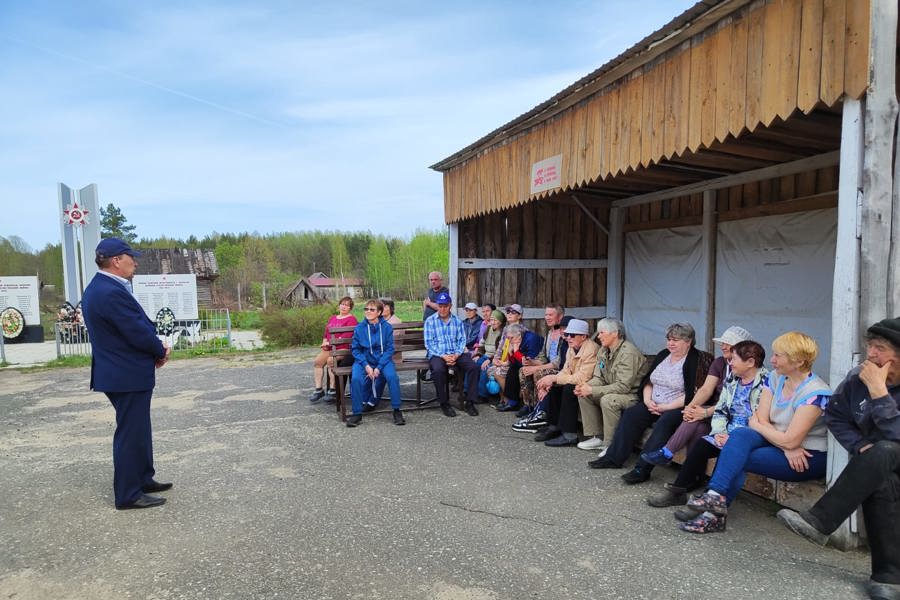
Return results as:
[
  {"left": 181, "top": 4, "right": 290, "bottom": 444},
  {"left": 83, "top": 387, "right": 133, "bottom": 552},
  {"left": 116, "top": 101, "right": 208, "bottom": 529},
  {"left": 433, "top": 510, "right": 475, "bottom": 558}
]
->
[
  {"left": 544, "top": 434, "right": 578, "bottom": 447},
  {"left": 588, "top": 457, "right": 619, "bottom": 469},
  {"left": 621, "top": 467, "right": 651, "bottom": 485},
  {"left": 440, "top": 404, "right": 457, "bottom": 417},
  {"left": 534, "top": 427, "right": 560, "bottom": 442},
  {"left": 465, "top": 403, "right": 479, "bottom": 416},
  {"left": 346, "top": 414, "right": 362, "bottom": 427},
  {"left": 117, "top": 494, "right": 166, "bottom": 510},
  {"left": 393, "top": 409, "right": 406, "bottom": 425},
  {"left": 142, "top": 480, "right": 173, "bottom": 493}
]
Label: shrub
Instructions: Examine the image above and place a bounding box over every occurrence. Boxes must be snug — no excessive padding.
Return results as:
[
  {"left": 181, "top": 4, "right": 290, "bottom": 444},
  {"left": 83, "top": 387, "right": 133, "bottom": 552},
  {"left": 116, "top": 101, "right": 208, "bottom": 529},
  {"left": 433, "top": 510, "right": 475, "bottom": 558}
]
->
[
  {"left": 259, "top": 304, "right": 337, "bottom": 347},
  {"left": 231, "top": 310, "right": 262, "bottom": 330}
]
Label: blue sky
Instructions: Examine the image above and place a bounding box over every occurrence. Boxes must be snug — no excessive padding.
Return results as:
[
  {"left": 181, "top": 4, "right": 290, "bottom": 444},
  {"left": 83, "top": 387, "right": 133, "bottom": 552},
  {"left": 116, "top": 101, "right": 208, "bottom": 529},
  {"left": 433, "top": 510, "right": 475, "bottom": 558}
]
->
[{"left": 1, "top": 0, "right": 697, "bottom": 251}]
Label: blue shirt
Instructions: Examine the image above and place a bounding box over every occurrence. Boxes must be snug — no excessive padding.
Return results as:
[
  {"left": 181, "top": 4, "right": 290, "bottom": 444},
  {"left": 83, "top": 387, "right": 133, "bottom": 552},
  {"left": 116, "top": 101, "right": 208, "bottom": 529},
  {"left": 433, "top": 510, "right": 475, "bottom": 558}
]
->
[{"left": 424, "top": 312, "right": 467, "bottom": 358}]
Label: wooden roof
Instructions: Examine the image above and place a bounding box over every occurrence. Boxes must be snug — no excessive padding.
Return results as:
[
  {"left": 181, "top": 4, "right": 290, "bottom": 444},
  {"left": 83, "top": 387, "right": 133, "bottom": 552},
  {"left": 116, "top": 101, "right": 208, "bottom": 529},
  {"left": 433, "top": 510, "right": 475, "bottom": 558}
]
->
[
  {"left": 134, "top": 248, "right": 220, "bottom": 280},
  {"left": 433, "top": 0, "right": 871, "bottom": 223}
]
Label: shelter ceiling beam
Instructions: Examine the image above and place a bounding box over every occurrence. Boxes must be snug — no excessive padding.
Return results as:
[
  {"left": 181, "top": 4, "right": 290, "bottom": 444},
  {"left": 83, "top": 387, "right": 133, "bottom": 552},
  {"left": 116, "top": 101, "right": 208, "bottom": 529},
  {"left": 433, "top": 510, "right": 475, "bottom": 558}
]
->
[
  {"left": 458, "top": 258, "right": 608, "bottom": 270},
  {"left": 612, "top": 150, "right": 840, "bottom": 209}
]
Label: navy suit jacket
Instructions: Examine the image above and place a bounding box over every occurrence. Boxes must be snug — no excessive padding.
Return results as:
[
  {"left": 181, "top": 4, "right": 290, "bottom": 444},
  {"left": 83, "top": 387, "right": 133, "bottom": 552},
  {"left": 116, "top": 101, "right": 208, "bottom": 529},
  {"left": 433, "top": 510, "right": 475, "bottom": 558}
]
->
[{"left": 81, "top": 273, "right": 166, "bottom": 392}]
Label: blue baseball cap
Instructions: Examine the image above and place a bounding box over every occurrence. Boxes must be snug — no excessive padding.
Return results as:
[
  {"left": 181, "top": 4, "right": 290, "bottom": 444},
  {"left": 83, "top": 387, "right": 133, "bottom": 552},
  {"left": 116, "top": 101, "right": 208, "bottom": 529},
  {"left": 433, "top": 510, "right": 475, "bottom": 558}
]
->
[
  {"left": 96, "top": 237, "right": 141, "bottom": 259},
  {"left": 435, "top": 291, "right": 452, "bottom": 305}
]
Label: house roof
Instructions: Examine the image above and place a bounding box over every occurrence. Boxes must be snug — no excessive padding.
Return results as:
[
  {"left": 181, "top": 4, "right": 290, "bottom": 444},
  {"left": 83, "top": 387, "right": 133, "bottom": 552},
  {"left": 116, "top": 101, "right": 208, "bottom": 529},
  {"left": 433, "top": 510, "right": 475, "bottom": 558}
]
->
[{"left": 308, "top": 277, "right": 364, "bottom": 287}]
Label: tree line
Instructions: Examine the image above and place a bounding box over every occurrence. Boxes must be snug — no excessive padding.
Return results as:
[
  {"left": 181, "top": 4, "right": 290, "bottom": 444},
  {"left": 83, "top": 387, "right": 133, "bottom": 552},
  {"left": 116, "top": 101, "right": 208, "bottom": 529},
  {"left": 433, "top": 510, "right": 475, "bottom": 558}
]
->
[{"left": 2, "top": 209, "right": 448, "bottom": 306}]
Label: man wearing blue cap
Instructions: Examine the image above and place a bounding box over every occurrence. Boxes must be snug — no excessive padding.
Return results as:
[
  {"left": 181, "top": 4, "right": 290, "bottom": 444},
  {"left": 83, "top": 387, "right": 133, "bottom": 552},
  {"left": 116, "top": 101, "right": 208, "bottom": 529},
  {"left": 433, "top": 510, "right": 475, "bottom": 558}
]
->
[
  {"left": 81, "top": 238, "right": 172, "bottom": 510},
  {"left": 423, "top": 291, "right": 481, "bottom": 417}
]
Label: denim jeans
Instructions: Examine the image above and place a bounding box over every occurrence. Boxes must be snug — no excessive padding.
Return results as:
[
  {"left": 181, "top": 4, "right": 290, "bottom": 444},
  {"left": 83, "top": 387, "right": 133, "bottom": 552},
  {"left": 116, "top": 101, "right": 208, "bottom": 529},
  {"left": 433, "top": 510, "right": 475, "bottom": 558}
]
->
[
  {"left": 807, "top": 440, "right": 900, "bottom": 584},
  {"left": 468, "top": 355, "right": 490, "bottom": 395},
  {"left": 706, "top": 427, "right": 826, "bottom": 503}
]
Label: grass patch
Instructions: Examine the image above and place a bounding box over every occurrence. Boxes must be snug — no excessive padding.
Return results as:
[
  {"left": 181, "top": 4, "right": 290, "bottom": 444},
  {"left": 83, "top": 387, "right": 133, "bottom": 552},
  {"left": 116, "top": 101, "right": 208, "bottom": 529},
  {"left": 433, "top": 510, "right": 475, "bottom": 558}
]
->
[
  {"left": 13, "top": 355, "right": 93, "bottom": 371},
  {"left": 230, "top": 310, "right": 263, "bottom": 330}
]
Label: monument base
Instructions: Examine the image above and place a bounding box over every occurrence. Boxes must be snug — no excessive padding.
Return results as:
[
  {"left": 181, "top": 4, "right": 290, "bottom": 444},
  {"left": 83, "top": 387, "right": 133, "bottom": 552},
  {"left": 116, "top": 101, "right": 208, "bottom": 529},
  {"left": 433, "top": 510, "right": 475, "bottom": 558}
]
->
[{"left": 6, "top": 325, "right": 44, "bottom": 344}]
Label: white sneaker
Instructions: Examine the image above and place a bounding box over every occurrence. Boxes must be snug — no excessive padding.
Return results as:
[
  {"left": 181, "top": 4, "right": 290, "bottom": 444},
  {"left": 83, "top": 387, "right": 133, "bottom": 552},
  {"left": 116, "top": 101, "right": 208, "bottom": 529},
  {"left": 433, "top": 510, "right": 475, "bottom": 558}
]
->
[
  {"left": 577, "top": 437, "right": 604, "bottom": 451},
  {"left": 596, "top": 447, "right": 608, "bottom": 459}
]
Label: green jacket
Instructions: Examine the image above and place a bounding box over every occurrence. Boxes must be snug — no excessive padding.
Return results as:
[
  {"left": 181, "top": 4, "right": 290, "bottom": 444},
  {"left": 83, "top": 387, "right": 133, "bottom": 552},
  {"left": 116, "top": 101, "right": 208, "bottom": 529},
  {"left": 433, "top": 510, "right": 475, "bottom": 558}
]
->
[{"left": 586, "top": 339, "right": 647, "bottom": 397}]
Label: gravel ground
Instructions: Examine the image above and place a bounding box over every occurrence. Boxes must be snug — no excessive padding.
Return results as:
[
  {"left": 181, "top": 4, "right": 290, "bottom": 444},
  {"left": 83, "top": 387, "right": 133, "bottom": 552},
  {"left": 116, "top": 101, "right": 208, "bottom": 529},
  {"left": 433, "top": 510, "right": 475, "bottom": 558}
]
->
[{"left": 0, "top": 349, "right": 872, "bottom": 599}]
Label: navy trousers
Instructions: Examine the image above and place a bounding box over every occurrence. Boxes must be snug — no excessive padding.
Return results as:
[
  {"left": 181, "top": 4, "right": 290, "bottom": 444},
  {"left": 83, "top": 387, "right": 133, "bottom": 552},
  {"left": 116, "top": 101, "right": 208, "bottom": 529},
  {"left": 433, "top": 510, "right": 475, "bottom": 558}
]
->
[{"left": 106, "top": 390, "right": 156, "bottom": 507}]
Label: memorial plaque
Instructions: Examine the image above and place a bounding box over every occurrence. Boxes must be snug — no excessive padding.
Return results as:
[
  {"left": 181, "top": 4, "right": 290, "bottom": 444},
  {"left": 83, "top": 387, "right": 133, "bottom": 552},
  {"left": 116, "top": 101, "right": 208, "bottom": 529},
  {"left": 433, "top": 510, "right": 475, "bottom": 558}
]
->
[
  {"left": 0, "top": 276, "right": 41, "bottom": 326},
  {"left": 133, "top": 274, "right": 199, "bottom": 320}
]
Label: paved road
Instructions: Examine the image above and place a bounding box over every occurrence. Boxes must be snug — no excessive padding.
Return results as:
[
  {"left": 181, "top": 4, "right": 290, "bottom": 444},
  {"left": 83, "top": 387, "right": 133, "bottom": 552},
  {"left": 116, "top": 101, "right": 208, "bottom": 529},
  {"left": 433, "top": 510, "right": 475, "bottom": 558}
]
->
[{"left": 0, "top": 351, "right": 871, "bottom": 599}]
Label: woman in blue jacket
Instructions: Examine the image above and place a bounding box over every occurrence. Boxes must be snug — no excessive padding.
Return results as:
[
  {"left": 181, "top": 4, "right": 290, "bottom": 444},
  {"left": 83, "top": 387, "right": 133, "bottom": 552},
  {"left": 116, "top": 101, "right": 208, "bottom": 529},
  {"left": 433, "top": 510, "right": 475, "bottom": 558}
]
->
[{"left": 346, "top": 299, "right": 405, "bottom": 427}]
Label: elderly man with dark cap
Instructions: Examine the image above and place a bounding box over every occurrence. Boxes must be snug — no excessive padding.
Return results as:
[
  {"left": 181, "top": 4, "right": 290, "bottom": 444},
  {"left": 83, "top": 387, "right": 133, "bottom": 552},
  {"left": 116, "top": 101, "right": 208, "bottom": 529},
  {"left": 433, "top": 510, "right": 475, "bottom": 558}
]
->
[
  {"left": 777, "top": 317, "right": 900, "bottom": 600},
  {"left": 81, "top": 238, "right": 172, "bottom": 510},
  {"left": 423, "top": 291, "right": 481, "bottom": 417}
]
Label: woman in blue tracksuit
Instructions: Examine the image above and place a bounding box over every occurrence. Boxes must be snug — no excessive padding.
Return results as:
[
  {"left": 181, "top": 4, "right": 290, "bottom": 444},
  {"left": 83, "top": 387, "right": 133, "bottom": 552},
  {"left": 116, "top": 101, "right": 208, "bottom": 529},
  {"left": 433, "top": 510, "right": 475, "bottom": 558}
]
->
[{"left": 346, "top": 298, "right": 405, "bottom": 428}]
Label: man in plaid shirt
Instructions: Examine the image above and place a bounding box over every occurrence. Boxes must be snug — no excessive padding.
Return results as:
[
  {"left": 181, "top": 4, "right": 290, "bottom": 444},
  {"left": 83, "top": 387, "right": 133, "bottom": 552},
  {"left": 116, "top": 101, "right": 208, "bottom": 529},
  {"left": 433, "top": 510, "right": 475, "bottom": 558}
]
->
[{"left": 425, "top": 292, "right": 481, "bottom": 417}]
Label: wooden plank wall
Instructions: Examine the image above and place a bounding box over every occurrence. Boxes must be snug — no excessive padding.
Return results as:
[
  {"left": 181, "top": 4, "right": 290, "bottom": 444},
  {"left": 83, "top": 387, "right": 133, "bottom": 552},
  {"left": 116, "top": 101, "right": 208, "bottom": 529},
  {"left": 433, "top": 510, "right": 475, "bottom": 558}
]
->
[
  {"left": 457, "top": 196, "right": 609, "bottom": 332},
  {"left": 623, "top": 165, "right": 839, "bottom": 231},
  {"left": 443, "top": 0, "right": 870, "bottom": 223}
]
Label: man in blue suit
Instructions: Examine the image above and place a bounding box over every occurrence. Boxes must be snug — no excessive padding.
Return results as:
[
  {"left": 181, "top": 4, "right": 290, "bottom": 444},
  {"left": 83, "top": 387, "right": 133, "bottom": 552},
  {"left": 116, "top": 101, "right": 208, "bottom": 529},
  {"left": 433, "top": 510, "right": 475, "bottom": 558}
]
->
[{"left": 81, "top": 238, "right": 172, "bottom": 510}]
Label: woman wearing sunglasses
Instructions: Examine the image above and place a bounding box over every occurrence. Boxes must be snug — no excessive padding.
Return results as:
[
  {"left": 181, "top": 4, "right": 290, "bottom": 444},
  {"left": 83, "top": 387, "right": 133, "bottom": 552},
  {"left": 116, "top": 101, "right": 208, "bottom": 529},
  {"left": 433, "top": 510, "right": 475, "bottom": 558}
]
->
[{"left": 345, "top": 299, "right": 405, "bottom": 427}]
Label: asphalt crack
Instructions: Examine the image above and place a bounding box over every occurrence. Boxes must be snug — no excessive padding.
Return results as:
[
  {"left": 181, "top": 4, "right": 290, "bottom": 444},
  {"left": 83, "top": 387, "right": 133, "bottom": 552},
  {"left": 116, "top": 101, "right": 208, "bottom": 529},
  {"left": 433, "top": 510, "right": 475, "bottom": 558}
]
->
[{"left": 439, "top": 500, "right": 555, "bottom": 526}]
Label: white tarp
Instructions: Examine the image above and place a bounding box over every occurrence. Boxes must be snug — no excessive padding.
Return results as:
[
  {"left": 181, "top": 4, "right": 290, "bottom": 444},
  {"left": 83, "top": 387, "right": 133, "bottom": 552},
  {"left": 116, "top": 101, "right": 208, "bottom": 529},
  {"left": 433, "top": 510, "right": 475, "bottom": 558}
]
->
[
  {"left": 621, "top": 209, "right": 836, "bottom": 381},
  {"left": 715, "top": 209, "right": 836, "bottom": 381},
  {"left": 623, "top": 226, "right": 704, "bottom": 355}
]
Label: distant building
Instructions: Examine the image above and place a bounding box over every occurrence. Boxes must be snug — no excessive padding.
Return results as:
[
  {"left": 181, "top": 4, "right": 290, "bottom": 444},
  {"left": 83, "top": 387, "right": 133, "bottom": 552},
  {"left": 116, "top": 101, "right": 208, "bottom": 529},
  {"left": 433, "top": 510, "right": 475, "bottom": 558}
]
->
[
  {"left": 133, "top": 248, "right": 219, "bottom": 307},
  {"left": 281, "top": 272, "right": 364, "bottom": 306}
]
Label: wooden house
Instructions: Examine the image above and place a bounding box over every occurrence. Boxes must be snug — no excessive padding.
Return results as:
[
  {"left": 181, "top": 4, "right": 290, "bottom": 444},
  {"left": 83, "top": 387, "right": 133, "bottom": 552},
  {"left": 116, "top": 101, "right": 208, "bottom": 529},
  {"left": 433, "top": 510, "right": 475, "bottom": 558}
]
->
[
  {"left": 281, "top": 272, "right": 365, "bottom": 306},
  {"left": 431, "top": 0, "right": 899, "bottom": 544}
]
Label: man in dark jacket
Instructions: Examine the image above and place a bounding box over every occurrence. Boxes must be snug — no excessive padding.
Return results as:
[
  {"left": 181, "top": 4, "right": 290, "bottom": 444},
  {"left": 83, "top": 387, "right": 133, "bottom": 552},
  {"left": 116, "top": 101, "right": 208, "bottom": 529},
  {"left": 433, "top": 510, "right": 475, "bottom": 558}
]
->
[
  {"left": 777, "top": 317, "right": 900, "bottom": 600},
  {"left": 81, "top": 238, "right": 171, "bottom": 510}
]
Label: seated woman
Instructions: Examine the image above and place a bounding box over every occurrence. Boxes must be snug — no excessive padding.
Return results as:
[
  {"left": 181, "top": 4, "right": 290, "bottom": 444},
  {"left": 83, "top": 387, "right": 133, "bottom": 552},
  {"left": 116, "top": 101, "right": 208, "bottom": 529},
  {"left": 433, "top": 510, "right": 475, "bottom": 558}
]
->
[
  {"left": 491, "top": 324, "right": 528, "bottom": 411},
  {"left": 490, "top": 304, "right": 542, "bottom": 411},
  {"left": 346, "top": 299, "right": 405, "bottom": 428},
  {"left": 645, "top": 340, "right": 768, "bottom": 507},
  {"left": 679, "top": 331, "right": 831, "bottom": 533},
  {"left": 641, "top": 325, "right": 753, "bottom": 467},
  {"left": 309, "top": 296, "right": 358, "bottom": 403},
  {"left": 476, "top": 310, "right": 506, "bottom": 400},
  {"left": 590, "top": 322, "right": 713, "bottom": 482}
]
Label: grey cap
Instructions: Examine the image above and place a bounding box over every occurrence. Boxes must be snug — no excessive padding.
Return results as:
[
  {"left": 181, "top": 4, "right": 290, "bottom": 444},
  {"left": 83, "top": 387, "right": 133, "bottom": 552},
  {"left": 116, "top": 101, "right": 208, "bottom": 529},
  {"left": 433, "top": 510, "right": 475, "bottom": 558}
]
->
[{"left": 463, "top": 302, "right": 479, "bottom": 310}]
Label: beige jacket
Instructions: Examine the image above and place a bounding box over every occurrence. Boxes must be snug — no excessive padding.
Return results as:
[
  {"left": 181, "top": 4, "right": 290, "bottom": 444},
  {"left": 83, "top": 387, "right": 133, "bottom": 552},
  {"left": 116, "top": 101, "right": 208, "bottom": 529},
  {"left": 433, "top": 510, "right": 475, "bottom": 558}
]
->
[{"left": 555, "top": 338, "right": 600, "bottom": 386}]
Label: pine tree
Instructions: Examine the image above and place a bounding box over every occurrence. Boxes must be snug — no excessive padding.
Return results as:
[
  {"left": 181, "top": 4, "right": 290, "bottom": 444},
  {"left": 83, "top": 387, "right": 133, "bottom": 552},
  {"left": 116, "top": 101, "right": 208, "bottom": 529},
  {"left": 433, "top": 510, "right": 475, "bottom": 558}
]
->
[{"left": 99, "top": 203, "right": 138, "bottom": 243}]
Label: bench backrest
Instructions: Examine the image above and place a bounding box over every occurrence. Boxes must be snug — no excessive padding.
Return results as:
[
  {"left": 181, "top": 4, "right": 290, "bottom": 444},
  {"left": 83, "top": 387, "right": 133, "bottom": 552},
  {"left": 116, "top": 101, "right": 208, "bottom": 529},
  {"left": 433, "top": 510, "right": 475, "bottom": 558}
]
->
[{"left": 327, "top": 321, "right": 426, "bottom": 361}]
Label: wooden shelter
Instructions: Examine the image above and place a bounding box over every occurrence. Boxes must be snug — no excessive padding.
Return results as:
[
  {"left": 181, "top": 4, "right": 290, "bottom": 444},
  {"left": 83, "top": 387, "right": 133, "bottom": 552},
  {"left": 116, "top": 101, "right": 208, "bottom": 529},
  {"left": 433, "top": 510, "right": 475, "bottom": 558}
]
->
[{"left": 432, "top": 0, "right": 899, "bottom": 541}]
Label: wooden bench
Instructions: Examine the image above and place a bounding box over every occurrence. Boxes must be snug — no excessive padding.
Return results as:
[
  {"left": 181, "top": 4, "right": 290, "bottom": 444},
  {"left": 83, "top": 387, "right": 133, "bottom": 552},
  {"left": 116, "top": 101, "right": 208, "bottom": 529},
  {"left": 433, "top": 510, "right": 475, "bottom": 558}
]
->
[{"left": 326, "top": 321, "right": 445, "bottom": 422}]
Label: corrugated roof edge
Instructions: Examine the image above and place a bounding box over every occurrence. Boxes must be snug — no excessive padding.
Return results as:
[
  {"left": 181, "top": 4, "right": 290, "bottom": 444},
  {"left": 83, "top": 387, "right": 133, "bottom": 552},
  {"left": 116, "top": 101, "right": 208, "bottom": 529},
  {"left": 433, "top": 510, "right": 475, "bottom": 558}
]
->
[{"left": 429, "top": 0, "right": 729, "bottom": 172}]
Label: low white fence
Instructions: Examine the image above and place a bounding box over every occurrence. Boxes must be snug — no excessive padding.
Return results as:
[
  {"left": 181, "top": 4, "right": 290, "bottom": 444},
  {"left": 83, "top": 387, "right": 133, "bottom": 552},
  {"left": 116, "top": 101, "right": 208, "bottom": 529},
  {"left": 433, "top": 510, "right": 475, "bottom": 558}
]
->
[{"left": 55, "top": 308, "right": 232, "bottom": 358}]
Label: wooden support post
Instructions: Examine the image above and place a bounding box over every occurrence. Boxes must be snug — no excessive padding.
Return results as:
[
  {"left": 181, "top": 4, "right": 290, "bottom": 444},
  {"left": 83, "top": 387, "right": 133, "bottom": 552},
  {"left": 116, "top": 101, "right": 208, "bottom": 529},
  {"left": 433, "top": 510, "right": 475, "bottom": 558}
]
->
[
  {"left": 700, "top": 190, "right": 717, "bottom": 352},
  {"left": 860, "top": 0, "right": 898, "bottom": 327},
  {"left": 606, "top": 207, "right": 624, "bottom": 318},
  {"left": 448, "top": 223, "right": 459, "bottom": 315},
  {"left": 827, "top": 98, "right": 865, "bottom": 548},
  {"left": 892, "top": 110, "right": 900, "bottom": 316}
]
